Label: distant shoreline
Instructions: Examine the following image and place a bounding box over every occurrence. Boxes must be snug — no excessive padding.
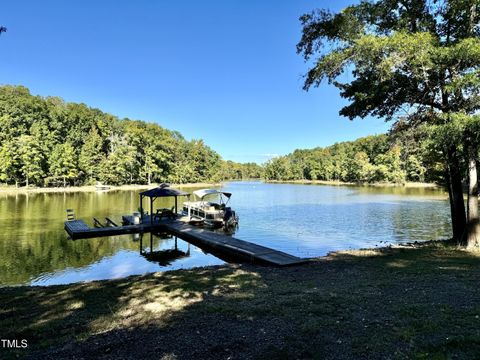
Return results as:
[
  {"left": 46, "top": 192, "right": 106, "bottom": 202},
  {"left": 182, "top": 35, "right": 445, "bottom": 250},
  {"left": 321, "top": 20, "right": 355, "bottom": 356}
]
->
[
  {"left": 265, "top": 179, "right": 442, "bottom": 188},
  {"left": 0, "top": 182, "right": 223, "bottom": 195},
  {"left": 0, "top": 179, "right": 444, "bottom": 195}
]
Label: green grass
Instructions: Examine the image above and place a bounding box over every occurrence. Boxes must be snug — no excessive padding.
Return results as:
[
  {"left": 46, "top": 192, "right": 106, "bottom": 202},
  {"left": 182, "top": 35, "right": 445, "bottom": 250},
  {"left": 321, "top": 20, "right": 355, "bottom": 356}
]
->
[{"left": 2, "top": 243, "right": 480, "bottom": 359}]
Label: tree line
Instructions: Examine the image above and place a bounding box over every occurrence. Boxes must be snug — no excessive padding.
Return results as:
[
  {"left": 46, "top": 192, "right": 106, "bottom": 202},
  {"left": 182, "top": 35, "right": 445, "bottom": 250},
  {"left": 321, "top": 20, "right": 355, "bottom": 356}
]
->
[
  {"left": 264, "top": 127, "right": 442, "bottom": 184},
  {"left": 0, "top": 85, "right": 263, "bottom": 187}
]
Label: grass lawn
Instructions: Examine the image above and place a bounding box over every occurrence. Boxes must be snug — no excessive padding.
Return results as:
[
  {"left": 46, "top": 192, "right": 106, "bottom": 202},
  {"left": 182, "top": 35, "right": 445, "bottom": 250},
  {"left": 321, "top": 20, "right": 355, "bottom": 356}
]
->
[{"left": 1, "top": 242, "right": 480, "bottom": 359}]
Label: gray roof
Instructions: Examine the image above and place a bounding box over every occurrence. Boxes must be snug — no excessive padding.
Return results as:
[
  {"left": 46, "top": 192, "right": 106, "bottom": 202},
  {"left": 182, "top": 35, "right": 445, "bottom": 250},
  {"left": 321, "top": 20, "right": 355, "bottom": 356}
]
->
[{"left": 140, "top": 185, "right": 189, "bottom": 198}]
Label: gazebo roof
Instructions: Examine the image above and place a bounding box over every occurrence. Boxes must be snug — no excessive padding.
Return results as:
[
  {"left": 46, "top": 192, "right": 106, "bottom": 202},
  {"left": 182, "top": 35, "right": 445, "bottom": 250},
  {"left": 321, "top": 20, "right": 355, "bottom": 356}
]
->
[{"left": 140, "top": 185, "right": 189, "bottom": 198}]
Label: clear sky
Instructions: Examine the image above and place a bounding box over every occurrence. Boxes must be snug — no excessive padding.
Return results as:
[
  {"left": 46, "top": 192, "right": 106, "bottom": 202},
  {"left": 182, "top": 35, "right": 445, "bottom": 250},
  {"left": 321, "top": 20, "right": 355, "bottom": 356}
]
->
[{"left": 0, "top": 0, "right": 390, "bottom": 164}]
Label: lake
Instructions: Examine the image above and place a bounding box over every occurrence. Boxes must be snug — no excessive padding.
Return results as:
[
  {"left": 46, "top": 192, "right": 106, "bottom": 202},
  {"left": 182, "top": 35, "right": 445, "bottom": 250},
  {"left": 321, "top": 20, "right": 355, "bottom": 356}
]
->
[{"left": 0, "top": 181, "right": 451, "bottom": 286}]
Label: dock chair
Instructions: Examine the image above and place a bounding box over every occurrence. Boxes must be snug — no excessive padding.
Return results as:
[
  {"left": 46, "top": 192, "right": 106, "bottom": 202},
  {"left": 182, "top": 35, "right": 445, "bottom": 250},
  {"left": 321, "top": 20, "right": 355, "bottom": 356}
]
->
[{"left": 66, "top": 209, "right": 75, "bottom": 221}]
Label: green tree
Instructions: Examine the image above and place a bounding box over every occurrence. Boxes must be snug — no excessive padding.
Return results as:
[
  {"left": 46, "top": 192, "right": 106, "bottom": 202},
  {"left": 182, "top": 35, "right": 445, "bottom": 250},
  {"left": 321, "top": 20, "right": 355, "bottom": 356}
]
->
[
  {"left": 49, "top": 142, "right": 78, "bottom": 187},
  {"left": 168, "top": 162, "right": 196, "bottom": 184},
  {"left": 18, "top": 135, "right": 45, "bottom": 187},
  {"left": 374, "top": 146, "right": 406, "bottom": 183},
  {"left": 350, "top": 152, "right": 376, "bottom": 182},
  {"left": 330, "top": 144, "right": 350, "bottom": 181},
  {"left": 0, "top": 84, "right": 261, "bottom": 188},
  {"left": 463, "top": 116, "right": 480, "bottom": 247},
  {"left": 79, "top": 127, "right": 104, "bottom": 183},
  {"left": 187, "top": 140, "right": 221, "bottom": 182},
  {"left": 264, "top": 156, "right": 294, "bottom": 181},
  {"left": 297, "top": 0, "right": 480, "bottom": 245},
  {"left": 406, "top": 155, "right": 426, "bottom": 182},
  {"left": 0, "top": 140, "right": 21, "bottom": 187},
  {"left": 100, "top": 136, "right": 138, "bottom": 185},
  {"left": 432, "top": 113, "right": 480, "bottom": 247}
]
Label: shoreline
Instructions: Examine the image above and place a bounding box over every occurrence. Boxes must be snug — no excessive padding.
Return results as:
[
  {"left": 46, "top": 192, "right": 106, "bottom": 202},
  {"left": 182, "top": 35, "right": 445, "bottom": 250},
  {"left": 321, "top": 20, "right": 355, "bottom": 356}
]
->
[
  {"left": 0, "top": 182, "right": 224, "bottom": 195},
  {"left": 2, "top": 239, "right": 454, "bottom": 290},
  {"left": 2, "top": 240, "right": 479, "bottom": 359},
  {"left": 265, "top": 179, "right": 442, "bottom": 188},
  {"left": 0, "top": 179, "right": 443, "bottom": 195}
]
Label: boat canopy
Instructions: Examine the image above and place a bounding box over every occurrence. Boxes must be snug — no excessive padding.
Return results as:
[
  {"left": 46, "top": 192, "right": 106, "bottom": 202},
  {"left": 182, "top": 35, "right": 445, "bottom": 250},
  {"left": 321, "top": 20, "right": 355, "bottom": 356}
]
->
[{"left": 193, "top": 189, "right": 232, "bottom": 200}]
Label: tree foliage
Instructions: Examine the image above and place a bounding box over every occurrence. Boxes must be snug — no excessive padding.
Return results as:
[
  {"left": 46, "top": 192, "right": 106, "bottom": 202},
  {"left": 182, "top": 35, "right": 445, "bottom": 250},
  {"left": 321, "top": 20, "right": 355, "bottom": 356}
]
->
[
  {"left": 298, "top": 1, "right": 480, "bottom": 121},
  {"left": 0, "top": 86, "right": 262, "bottom": 187},
  {"left": 264, "top": 134, "right": 433, "bottom": 184}
]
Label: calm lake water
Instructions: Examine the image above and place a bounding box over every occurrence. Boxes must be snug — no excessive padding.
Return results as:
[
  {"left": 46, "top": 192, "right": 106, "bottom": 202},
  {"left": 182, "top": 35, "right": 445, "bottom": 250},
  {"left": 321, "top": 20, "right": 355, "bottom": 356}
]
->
[{"left": 0, "top": 181, "right": 451, "bottom": 286}]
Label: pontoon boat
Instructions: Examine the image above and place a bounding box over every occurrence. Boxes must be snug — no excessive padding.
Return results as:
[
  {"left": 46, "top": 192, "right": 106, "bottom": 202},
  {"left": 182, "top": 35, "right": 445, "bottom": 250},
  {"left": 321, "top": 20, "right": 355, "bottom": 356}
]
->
[{"left": 182, "top": 189, "right": 239, "bottom": 229}]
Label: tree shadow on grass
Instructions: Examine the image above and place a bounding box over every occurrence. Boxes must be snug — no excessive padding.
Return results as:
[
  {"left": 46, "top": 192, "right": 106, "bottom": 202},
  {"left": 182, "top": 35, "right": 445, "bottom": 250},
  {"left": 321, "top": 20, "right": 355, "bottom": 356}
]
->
[
  {"left": 2, "top": 243, "right": 480, "bottom": 359},
  {"left": 328, "top": 241, "right": 480, "bottom": 273},
  {"left": 0, "top": 265, "right": 262, "bottom": 359}
]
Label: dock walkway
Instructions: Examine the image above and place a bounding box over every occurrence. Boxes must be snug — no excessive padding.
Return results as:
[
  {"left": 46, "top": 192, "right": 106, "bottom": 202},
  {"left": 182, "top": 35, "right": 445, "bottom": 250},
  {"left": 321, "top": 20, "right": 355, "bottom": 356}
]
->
[
  {"left": 64, "top": 218, "right": 307, "bottom": 267},
  {"left": 162, "top": 221, "right": 305, "bottom": 266}
]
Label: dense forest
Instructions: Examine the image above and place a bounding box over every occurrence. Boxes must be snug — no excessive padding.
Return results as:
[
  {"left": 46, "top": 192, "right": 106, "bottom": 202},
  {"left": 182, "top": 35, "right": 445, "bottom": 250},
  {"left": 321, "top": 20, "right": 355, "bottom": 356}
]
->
[
  {"left": 264, "top": 124, "right": 444, "bottom": 184},
  {"left": 0, "top": 85, "right": 471, "bottom": 189},
  {"left": 0, "top": 85, "right": 262, "bottom": 187}
]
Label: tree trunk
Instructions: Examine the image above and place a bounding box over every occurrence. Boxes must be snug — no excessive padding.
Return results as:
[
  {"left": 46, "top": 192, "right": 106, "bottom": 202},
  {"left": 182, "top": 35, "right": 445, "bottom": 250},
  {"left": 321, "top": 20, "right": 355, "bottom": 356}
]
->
[
  {"left": 26, "top": 176, "right": 29, "bottom": 188},
  {"left": 446, "top": 168, "right": 455, "bottom": 232},
  {"left": 446, "top": 145, "right": 467, "bottom": 243},
  {"left": 63, "top": 176, "right": 66, "bottom": 188},
  {"left": 464, "top": 155, "right": 480, "bottom": 248}
]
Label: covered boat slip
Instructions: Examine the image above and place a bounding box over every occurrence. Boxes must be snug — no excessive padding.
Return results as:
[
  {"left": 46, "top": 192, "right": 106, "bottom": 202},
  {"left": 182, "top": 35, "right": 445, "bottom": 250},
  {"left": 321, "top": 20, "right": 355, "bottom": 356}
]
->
[
  {"left": 139, "top": 184, "right": 190, "bottom": 225},
  {"left": 64, "top": 185, "right": 307, "bottom": 266}
]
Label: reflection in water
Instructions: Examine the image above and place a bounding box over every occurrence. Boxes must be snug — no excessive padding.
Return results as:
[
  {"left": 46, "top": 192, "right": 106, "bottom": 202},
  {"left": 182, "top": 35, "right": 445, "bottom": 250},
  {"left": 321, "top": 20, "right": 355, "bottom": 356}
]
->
[
  {"left": 27, "top": 234, "right": 222, "bottom": 287},
  {"left": 0, "top": 182, "right": 452, "bottom": 286},
  {"left": 139, "top": 233, "right": 191, "bottom": 266},
  {"left": 226, "top": 182, "right": 451, "bottom": 258}
]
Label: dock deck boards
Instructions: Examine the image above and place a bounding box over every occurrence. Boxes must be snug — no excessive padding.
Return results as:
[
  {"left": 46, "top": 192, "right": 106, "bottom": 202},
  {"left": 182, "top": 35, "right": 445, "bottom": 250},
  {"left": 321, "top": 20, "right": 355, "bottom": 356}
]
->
[
  {"left": 161, "top": 221, "right": 305, "bottom": 266},
  {"left": 64, "top": 218, "right": 307, "bottom": 267},
  {"left": 65, "top": 219, "right": 157, "bottom": 240},
  {"left": 65, "top": 220, "right": 90, "bottom": 232}
]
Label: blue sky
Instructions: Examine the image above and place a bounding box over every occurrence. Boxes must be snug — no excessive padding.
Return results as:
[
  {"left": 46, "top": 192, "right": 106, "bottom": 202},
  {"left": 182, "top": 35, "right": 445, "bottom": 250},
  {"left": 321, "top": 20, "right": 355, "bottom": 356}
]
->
[{"left": 0, "top": 0, "right": 390, "bottom": 163}]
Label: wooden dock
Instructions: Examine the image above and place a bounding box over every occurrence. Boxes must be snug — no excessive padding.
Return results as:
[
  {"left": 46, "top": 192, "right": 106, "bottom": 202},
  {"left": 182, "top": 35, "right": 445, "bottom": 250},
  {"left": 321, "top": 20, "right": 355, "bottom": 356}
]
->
[
  {"left": 162, "top": 221, "right": 306, "bottom": 266},
  {"left": 64, "top": 220, "right": 158, "bottom": 240},
  {"left": 64, "top": 218, "right": 307, "bottom": 266}
]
